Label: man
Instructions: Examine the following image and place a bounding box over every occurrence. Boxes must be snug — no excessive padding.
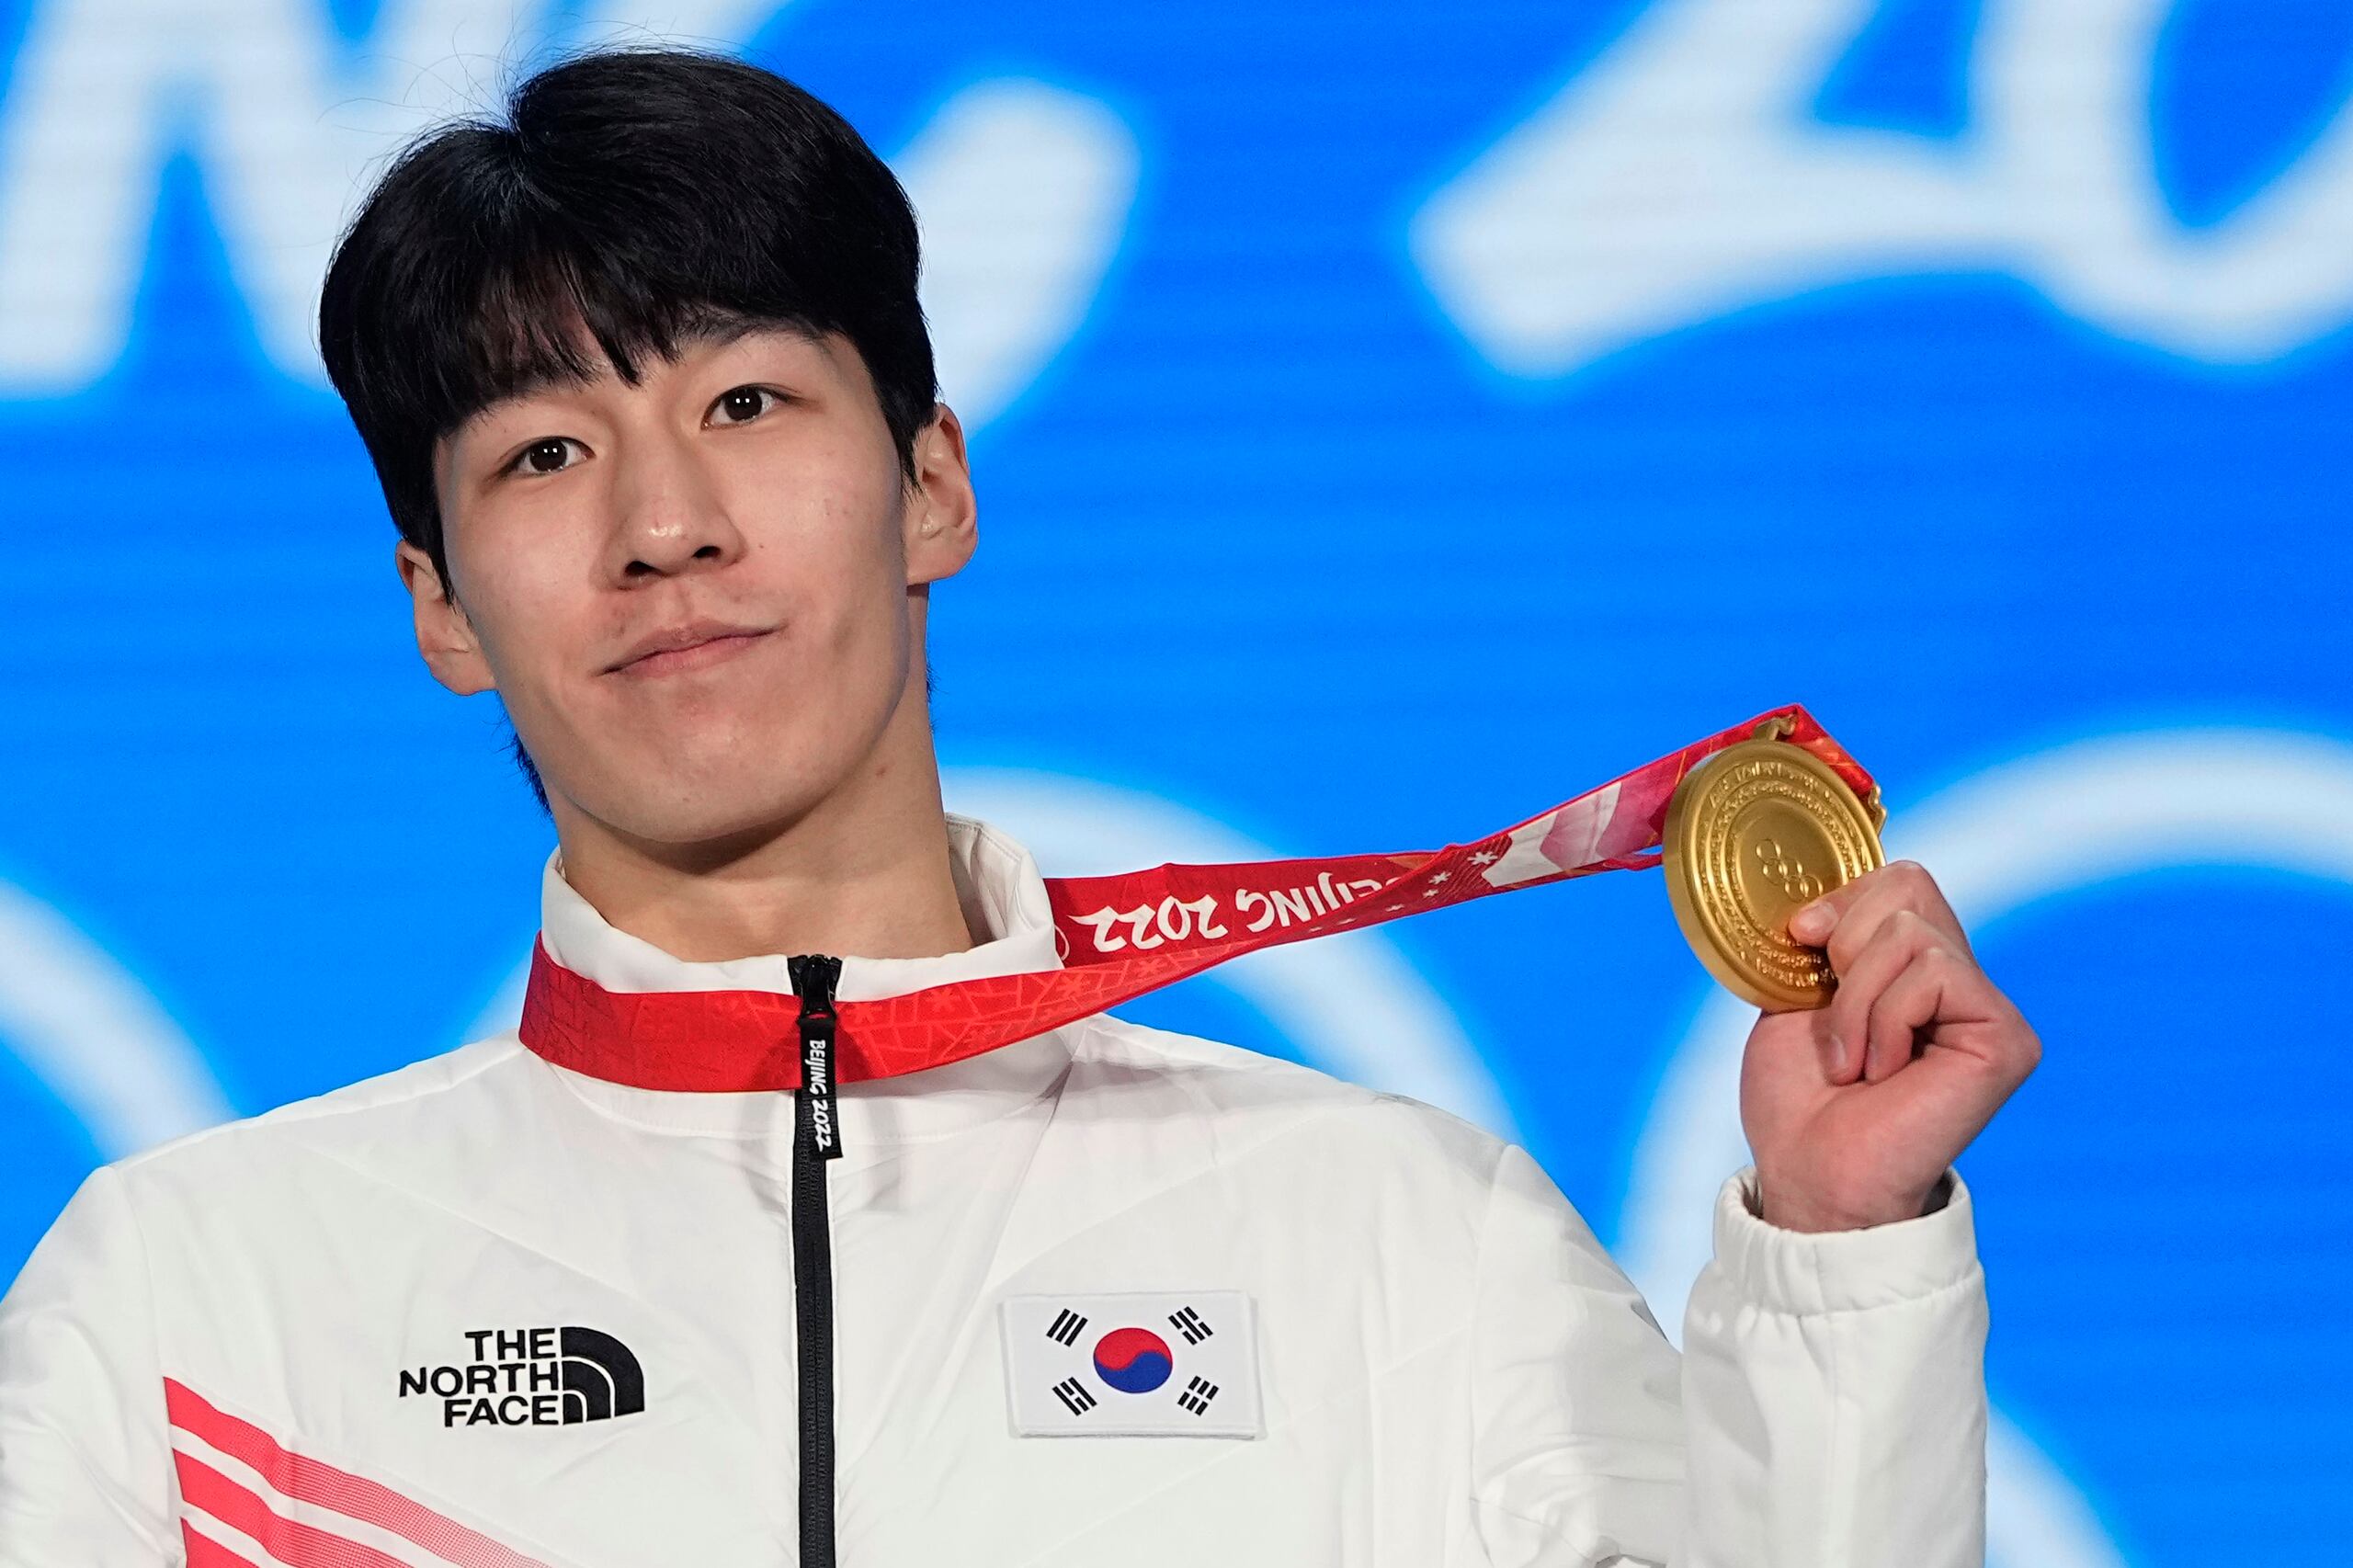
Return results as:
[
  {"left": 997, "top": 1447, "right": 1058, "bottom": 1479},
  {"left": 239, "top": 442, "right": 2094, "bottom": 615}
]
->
[{"left": 0, "top": 46, "right": 2037, "bottom": 1568}]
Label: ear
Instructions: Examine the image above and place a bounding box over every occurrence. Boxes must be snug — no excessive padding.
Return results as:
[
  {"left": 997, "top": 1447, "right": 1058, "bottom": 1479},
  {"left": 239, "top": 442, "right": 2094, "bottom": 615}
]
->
[
  {"left": 395, "top": 540, "right": 497, "bottom": 696},
  {"left": 902, "top": 403, "right": 978, "bottom": 586}
]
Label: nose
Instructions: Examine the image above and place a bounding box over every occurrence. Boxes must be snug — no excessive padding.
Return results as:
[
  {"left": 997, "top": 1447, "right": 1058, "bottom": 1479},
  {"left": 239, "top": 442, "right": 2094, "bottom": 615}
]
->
[{"left": 604, "top": 423, "right": 746, "bottom": 583}]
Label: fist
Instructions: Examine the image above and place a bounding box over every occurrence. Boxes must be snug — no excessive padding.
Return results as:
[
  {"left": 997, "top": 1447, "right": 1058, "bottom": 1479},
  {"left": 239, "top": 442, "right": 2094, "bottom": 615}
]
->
[{"left": 1738, "top": 859, "right": 2041, "bottom": 1233}]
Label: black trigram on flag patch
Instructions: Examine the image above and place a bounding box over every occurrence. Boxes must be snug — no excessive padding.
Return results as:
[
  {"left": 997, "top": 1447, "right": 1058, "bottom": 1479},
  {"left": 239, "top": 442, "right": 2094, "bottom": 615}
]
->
[
  {"left": 1046, "top": 1308, "right": 1088, "bottom": 1346},
  {"left": 1168, "top": 1306, "right": 1212, "bottom": 1345},
  {"left": 1052, "top": 1377, "right": 1097, "bottom": 1416},
  {"left": 1177, "top": 1375, "right": 1219, "bottom": 1415}
]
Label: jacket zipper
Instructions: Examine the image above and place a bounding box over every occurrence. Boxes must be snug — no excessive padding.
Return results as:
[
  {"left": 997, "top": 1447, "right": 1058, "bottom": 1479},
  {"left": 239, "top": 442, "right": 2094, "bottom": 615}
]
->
[{"left": 787, "top": 952, "right": 845, "bottom": 1567}]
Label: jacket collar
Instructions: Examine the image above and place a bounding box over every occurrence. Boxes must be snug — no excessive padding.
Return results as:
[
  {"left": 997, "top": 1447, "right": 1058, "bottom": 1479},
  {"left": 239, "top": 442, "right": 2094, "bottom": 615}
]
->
[{"left": 528, "top": 812, "right": 1075, "bottom": 1147}]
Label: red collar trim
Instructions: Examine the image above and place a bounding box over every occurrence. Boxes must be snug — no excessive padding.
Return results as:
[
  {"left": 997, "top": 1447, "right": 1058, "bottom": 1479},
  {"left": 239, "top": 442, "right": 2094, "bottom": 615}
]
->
[{"left": 515, "top": 704, "right": 1874, "bottom": 1093}]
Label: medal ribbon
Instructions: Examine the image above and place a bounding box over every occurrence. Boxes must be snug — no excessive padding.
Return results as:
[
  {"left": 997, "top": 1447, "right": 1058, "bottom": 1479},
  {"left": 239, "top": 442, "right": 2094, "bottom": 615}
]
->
[{"left": 517, "top": 701, "right": 1875, "bottom": 1091}]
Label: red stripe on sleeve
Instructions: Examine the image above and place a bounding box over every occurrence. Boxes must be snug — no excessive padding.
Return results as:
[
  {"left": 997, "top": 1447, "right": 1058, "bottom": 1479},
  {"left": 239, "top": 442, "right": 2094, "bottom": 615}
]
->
[
  {"left": 173, "top": 1449, "right": 412, "bottom": 1568},
  {"left": 183, "top": 1517, "right": 266, "bottom": 1568},
  {"left": 165, "top": 1378, "right": 553, "bottom": 1568}
]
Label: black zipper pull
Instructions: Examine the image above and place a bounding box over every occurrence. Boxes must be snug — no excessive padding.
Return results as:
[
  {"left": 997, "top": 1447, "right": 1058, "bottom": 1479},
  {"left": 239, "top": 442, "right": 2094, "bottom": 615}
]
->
[
  {"left": 786, "top": 951, "right": 844, "bottom": 1568},
  {"left": 791, "top": 952, "right": 845, "bottom": 1162}
]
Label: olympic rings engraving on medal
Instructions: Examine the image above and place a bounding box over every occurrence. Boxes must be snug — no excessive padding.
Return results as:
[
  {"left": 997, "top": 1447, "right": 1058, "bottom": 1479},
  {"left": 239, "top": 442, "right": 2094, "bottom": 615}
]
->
[
  {"left": 1662, "top": 740, "right": 1884, "bottom": 1010},
  {"left": 1750, "top": 837, "right": 1825, "bottom": 903}
]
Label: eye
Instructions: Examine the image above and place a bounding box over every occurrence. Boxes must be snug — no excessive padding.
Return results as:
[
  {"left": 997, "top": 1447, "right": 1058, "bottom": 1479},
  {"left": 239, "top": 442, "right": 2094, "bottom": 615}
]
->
[
  {"left": 709, "top": 385, "right": 784, "bottom": 426},
  {"left": 505, "top": 437, "right": 583, "bottom": 477}
]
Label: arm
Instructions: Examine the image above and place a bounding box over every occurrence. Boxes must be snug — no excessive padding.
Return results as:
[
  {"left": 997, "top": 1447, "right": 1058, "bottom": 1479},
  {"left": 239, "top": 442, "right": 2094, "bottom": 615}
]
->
[
  {"left": 1680, "top": 1163, "right": 1986, "bottom": 1566},
  {"left": 1472, "top": 854, "right": 2026, "bottom": 1565},
  {"left": 1465, "top": 1146, "right": 1987, "bottom": 1568},
  {"left": 0, "top": 1163, "right": 181, "bottom": 1564},
  {"left": 1672, "top": 853, "right": 2029, "bottom": 1562}
]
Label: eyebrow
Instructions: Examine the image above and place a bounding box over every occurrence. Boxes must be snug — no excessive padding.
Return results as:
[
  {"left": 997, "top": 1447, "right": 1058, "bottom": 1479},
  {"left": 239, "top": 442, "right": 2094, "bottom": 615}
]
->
[
  {"left": 460, "top": 313, "right": 825, "bottom": 438},
  {"left": 675, "top": 313, "right": 824, "bottom": 357}
]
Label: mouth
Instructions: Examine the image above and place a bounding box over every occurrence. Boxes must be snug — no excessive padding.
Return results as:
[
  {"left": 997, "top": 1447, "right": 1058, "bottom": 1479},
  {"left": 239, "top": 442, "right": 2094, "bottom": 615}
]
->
[{"left": 607, "top": 628, "right": 774, "bottom": 679}]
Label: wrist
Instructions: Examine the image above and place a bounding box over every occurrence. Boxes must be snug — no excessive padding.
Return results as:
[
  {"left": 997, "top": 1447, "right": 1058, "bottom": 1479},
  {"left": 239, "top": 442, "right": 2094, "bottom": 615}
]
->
[
  {"left": 1752, "top": 1170, "right": 1949, "bottom": 1233},
  {"left": 1713, "top": 1167, "right": 1980, "bottom": 1314}
]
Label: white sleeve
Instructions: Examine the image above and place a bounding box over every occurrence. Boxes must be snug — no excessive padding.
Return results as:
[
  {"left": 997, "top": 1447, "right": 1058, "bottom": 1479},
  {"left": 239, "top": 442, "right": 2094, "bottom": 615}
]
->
[
  {"left": 0, "top": 1163, "right": 181, "bottom": 1565},
  {"left": 1469, "top": 1142, "right": 1684, "bottom": 1566},
  {"left": 1468, "top": 1146, "right": 1988, "bottom": 1568},
  {"left": 1678, "top": 1164, "right": 1987, "bottom": 1567}
]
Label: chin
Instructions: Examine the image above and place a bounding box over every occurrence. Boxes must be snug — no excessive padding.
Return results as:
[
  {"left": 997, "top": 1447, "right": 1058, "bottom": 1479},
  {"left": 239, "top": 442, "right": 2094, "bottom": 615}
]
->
[
  {"left": 603, "top": 763, "right": 838, "bottom": 850},
  {"left": 542, "top": 705, "right": 871, "bottom": 846}
]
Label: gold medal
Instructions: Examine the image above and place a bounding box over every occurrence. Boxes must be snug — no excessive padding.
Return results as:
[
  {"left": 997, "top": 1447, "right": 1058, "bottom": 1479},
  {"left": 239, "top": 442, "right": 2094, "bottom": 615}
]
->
[{"left": 1662, "top": 720, "right": 1887, "bottom": 1010}]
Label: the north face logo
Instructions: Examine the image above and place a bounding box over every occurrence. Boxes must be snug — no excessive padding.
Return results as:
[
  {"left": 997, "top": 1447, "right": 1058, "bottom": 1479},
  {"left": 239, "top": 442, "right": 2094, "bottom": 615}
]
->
[{"left": 400, "top": 1326, "right": 645, "bottom": 1428}]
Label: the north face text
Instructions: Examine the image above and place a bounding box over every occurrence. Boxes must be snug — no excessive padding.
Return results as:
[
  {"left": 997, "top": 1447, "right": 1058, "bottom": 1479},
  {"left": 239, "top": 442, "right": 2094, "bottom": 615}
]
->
[{"left": 400, "top": 1326, "right": 645, "bottom": 1428}]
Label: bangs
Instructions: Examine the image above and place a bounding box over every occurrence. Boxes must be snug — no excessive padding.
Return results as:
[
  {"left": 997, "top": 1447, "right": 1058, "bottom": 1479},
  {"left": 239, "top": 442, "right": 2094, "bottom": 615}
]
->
[{"left": 433, "top": 228, "right": 812, "bottom": 442}]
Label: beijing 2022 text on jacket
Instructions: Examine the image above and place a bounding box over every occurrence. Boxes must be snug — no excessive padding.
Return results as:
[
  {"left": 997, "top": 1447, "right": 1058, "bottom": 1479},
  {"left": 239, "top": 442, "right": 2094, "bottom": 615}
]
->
[{"left": 0, "top": 812, "right": 1989, "bottom": 1566}]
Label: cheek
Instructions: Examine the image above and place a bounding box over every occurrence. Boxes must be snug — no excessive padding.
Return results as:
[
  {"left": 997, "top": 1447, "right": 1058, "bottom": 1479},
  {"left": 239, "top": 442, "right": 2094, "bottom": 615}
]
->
[
  {"left": 738, "top": 453, "right": 911, "bottom": 627},
  {"left": 792, "top": 531, "right": 910, "bottom": 686},
  {"left": 449, "top": 531, "right": 596, "bottom": 697}
]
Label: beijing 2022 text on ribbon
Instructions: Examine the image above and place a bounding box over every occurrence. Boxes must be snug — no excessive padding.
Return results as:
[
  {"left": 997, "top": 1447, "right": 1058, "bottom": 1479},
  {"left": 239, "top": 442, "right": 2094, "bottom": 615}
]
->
[{"left": 518, "top": 699, "right": 1884, "bottom": 1110}]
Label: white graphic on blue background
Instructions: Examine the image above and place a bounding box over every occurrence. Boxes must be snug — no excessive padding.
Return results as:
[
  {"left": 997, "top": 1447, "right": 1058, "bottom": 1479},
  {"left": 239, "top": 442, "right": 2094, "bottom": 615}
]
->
[
  {"left": 0, "top": 0, "right": 1139, "bottom": 413},
  {"left": 0, "top": 877, "right": 232, "bottom": 1158},
  {"left": 1413, "top": 0, "right": 2353, "bottom": 373}
]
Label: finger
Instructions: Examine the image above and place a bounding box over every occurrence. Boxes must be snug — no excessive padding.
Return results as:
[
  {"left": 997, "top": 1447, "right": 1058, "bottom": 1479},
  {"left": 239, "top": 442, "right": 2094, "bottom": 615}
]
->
[
  {"left": 1806, "top": 874, "right": 1922, "bottom": 986},
  {"left": 1831, "top": 1040, "right": 2008, "bottom": 1199},
  {"left": 1790, "top": 860, "right": 1969, "bottom": 970},
  {"left": 1881, "top": 860, "right": 1972, "bottom": 957},
  {"left": 1860, "top": 943, "right": 1962, "bottom": 1084},
  {"left": 1783, "top": 865, "right": 1875, "bottom": 946},
  {"left": 1855, "top": 1005, "right": 2038, "bottom": 1170},
  {"left": 1865, "top": 939, "right": 2036, "bottom": 1086},
  {"left": 1821, "top": 911, "right": 1940, "bottom": 1081}
]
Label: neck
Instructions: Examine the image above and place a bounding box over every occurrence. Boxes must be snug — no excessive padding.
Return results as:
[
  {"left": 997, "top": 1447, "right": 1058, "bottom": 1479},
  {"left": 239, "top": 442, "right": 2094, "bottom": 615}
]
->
[{"left": 546, "top": 688, "right": 976, "bottom": 966}]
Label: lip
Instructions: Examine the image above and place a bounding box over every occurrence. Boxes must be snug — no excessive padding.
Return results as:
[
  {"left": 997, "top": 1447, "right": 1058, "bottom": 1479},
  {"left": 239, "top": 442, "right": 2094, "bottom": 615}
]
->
[{"left": 606, "top": 621, "right": 776, "bottom": 678}]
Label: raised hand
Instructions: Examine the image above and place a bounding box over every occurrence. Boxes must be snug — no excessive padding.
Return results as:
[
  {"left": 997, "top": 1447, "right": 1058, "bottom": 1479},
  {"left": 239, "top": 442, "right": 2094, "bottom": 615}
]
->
[{"left": 1735, "top": 860, "right": 2040, "bottom": 1233}]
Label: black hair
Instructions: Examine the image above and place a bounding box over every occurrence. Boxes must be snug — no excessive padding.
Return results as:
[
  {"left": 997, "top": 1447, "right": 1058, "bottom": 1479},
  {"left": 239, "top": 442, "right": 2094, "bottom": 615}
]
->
[{"left": 316, "top": 45, "right": 942, "bottom": 813}]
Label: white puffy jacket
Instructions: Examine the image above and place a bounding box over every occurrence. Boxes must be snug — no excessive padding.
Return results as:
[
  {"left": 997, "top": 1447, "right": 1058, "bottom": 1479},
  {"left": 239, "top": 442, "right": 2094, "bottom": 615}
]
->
[{"left": 0, "top": 812, "right": 1986, "bottom": 1566}]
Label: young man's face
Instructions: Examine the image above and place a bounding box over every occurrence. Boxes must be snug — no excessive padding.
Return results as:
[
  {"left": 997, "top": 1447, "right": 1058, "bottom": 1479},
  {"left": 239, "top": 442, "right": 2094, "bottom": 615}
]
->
[{"left": 399, "top": 322, "right": 975, "bottom": 848}]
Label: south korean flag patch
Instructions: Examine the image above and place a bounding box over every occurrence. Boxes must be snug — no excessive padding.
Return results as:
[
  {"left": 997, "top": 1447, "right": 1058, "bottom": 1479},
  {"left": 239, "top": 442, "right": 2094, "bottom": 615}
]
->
[{"left": 1001, "top": 1290, "right": 1263, "bottom": 1437}]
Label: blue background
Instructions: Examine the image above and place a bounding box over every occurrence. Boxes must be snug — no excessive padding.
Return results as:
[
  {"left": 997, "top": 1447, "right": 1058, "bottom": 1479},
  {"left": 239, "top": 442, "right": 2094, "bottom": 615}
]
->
[{"left": 2, "top": 1, "right": 2348, "bottom": 1562}]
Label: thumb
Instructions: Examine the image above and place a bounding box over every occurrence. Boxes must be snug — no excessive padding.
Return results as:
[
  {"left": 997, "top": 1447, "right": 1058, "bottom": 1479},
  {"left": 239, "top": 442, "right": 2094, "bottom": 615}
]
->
[{"left": 1786, "top": 879, "right": 1865, "bottom": 947}]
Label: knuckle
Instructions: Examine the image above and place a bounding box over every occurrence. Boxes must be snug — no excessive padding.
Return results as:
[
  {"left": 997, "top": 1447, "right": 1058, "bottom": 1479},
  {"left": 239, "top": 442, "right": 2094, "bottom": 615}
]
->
[
  {"left": 1827, "top": 931, "right": 1868, "bottom": 973},
  {"left": 1891, "top": 907, "right": 1931, "bottom": 942},
  {"left": 1892, "top": 863, "right": 1947, "bottom": 911}
]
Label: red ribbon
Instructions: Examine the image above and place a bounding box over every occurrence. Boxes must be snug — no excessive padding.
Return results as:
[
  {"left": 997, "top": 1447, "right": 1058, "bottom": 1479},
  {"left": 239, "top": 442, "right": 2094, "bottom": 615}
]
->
[{"left": 517, "top": 702, "right": 1873, "bottom": 1091}]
